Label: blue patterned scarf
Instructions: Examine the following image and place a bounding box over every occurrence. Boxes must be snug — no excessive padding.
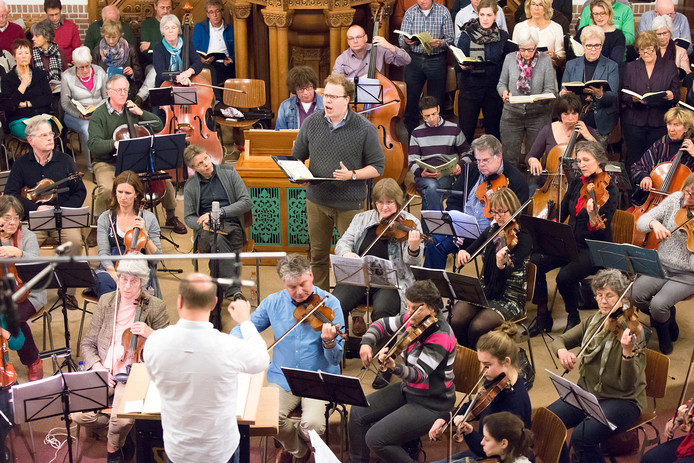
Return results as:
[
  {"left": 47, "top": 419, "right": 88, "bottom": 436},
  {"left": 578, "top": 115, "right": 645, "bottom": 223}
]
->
[{"left": 163, "top": 37, "right": 183, "bottom": 72}]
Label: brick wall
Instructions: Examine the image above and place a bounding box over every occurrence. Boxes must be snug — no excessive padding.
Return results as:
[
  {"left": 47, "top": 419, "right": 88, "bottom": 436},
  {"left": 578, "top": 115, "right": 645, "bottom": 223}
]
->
[{"left": 4, "top": 0, "right": 89, "bottom": 41}]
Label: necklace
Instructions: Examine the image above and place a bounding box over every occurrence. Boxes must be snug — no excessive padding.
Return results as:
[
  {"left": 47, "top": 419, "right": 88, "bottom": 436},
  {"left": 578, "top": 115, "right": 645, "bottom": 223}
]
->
[{"left": 77, "top": 67, "right": 93, "bottom": 83}]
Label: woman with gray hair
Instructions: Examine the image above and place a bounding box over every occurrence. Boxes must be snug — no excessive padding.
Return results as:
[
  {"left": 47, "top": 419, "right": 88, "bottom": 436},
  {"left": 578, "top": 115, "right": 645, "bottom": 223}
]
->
[
  {"left": 61, "top": 46, "right": 108, "bottom": 169},
  {"left": 73, "top": 255, "right": 168, "bottom": 463},
  {"left": 152, "top": 13, "right": 202, "bottom": 87},
  {"left": 529, "top": 140, "right": 618, "bottom": 336},
  {"left": 652, "top": 14, "right": 690, "bottom": 77},
  {"left": 497, "top": 26, "right": 557, "bottom": 167},
  {"left": 30, "top": 20, "right": 66, "bottom": 86}
]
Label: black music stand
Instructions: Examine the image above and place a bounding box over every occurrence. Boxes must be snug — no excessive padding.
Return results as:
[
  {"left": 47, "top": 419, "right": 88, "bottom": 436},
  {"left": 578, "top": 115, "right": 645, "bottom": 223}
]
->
[
  {"left": 11, "top": 369, "right": 109, "bottom": 463},
  {"left": 518, "top": 215, "right": 580, "bottom": 263},
  {"left": 421, "top": 210, "right": 480, "bottom": 241},
  {"left": 411, "top": 266, "right": 489, "bottom": 307},
  {"left": 585, "top": 239, "right": 663, "bottom": 278},
  {"left": 149, "top": 86, "right": 197, "bottom": 107},
  {"left": 16, "top": 261, "right": 95, "bottom": 373},
  {"left": 282, "top": 367, "right": 369, "bottom": 461},
  {"left": 351, "top": 76, "right": 383, "bottom": 107}
]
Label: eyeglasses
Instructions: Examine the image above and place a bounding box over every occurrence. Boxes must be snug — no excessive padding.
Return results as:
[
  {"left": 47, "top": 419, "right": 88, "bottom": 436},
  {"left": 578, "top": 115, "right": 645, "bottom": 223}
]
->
[
  {"left": 32, "top": 131, "right": 54, "bottom": 139},
  {"left": 518, "top": 47, "right": 536, "bottom": 53},
  {"left": 347, "top": 34, "right": 366, "bottom": 42},
  {"left": 489, "top": 210, "right": 509, "bottom": 216},
  {"left": 109, "top": 87, "right": 129, "bottom": 94},
  {"left": 1, "top": 214, "right": 19, "bottom": 223},
  {"left": 323, "top": 94, "right": 347, "bottom": 100},
  {"left": 584, "top": 43, "right": 602, "bottom": 50},
  {"left": 639, "top": 47, "right": 656, "bottom": 55},
  {"left": 655, "top": 31, "right": 670, "bottom": 37},
  {"left": 207, "top": 9, "right": 222, "bottom": 15},
  {"left": 296, "top": 86, "right": 314, "bottom": 93},
  {"left": 683, "top": 190, "right": 694, "bottom": 198},
  {"left": 591, "top": 11, "right": 607, "bottom": 16},
  {"left": 75, "top": 64, "right": 91, "bottom": 70},
  {"left": 475, "top": 157, "right": 494, "bottom": 165}
]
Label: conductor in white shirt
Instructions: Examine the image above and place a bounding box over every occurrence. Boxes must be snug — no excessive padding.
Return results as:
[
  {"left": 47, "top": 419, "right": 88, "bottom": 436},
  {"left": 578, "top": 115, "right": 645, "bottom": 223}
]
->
[{"left": 144, "top": 274, "right": 270, "bottom": 463}]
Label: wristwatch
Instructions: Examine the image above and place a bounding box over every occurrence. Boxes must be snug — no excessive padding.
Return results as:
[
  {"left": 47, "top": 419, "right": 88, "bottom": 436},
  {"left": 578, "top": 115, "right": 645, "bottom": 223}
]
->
[{"left": 351, "top": 170, "right": 358, "bottom": 180}]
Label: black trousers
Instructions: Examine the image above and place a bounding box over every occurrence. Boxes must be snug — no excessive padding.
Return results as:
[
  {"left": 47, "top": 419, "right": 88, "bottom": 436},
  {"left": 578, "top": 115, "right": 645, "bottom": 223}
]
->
[
  {"left": 530, "top": 249, "right": 597, "bottom": 313},
  {"left": 457, "top": 85, "right": 503, "bottom": 143},
  {"left": 332, "top": 285, "right": 401, "bottom": 322},
  {"left": 197, "top": 221, "right": 245, "bottom": 295}
]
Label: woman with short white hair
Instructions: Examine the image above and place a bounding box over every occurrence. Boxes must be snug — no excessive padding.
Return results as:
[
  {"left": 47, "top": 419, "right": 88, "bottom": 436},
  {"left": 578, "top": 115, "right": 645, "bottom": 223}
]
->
[
  {"left": 497, "top": 26, "right": 557, "bottom": 167},
  {"left": 152, "top": 13, "right": 202, "bottom": 87},
  {"left": 652, "top": 14, "right": 690, "bottom": 77},
  {"left": 61, "top": 46, "right": 108, "bottom": 169}
]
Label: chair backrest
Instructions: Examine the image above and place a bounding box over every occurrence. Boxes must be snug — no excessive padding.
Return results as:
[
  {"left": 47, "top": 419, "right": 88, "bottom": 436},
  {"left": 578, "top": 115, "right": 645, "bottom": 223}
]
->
[
  {"left": 453, "top": 344, "right": 480, "bottom": 394},
  {"left": 526, "top": 262, "right": 536, "bottom": 302},
  {"left": 611, "top": 209, "right": 635, "bottom": 245},
  {"left": 531, "top": 407, "right": 567, "bottom": 463},
  {"left": 243, "top": 209, "right": 253, "bottom": 229},
  {"left": 644, "top": 348, "right": 669, "bottom": 401},
  {"left": 222, "top": 79, "right": 266, "bottom": 109}
]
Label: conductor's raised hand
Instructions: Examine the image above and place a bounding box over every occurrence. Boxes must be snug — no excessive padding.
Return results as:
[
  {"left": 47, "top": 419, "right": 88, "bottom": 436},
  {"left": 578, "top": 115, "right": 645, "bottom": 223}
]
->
[
  {"left": 228, "top": 298, "right": 251, "bottom": 324},
  {"left": 359, "top": 344, "right": 373, "bottom": 368}
]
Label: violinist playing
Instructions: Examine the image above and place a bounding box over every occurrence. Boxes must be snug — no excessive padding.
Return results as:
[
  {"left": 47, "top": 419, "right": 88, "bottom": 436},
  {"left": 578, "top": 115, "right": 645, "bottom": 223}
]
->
[
  {"left": 631, "top": 172, "right": 694, "bottom": 355},
  {"left": 332, "top": 179, "right": 424, "bottom": 366},
  {"left": 630, "top": 107, "right": 694, "bottom": 205},
  {"left": 95, "top": 171, "right": 161, "bottom": 298},
  {"left": 529, "top": 140, "right": 618, "bottom": 336},
  {"left": 429, "top": 322, "right": 532, "bottom": 463},
  {"left": 72, "top": 259, "right": 169, "bottom": 463},
  {"left": 349, "top": 280, "right": 456, "bottom": 463},
  {"left": 452, "top": 188, "right": 531, "bottom": 348},
  {"left": 642, "top": 399, "right": 694, "bottom": 463},
  {"left": 549, "top": 269, "right": 646, "bottom": 463},
  {"left": 231, "top": 254, "right": 343, "bottom": 463},
  {"left": 0, "top": 195, "right": 46, "bottom": 382}
]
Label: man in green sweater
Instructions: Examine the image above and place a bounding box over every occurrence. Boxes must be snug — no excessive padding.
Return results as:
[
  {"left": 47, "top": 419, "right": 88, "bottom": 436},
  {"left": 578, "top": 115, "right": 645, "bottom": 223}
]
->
[
  {"left": 84, "top": 4, "right": 136, "bottom": 51},
  {"left": 87, "top": 75, "right": 186, "bottom": 246}
]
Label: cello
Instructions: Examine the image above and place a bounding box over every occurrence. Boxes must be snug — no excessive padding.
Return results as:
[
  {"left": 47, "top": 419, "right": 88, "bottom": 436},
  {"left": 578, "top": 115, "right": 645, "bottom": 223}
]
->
[
  {"left": 157, "top": 3, "right": 224, "bottom": 179},
  {"left": 630, "top": 129, "right": 693, "bottom": 248},
  {"left": 355, "top": 2, "right": 408, "bottom": 184}
]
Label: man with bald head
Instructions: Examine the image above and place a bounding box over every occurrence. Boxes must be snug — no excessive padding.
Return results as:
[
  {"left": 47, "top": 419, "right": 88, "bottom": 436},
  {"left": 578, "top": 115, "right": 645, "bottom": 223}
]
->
[
  {"left": 145, "top": 274, "right": 269, "bottom": 463},
  {"left": 333, "top": 25, "right": 411, "bottom": 78},
  {"left": 0, "top": 1, "right": 24, "bottom": 53},
  {"left": 84, "top": 4, "right": 136, "bottom": 50},
  {"left": 638, "top": 0, "right": 691, "bottom": 53}
]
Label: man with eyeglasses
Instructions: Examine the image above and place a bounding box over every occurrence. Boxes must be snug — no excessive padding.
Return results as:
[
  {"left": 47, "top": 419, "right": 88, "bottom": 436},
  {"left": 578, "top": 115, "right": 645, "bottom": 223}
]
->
[
  {"left": 192, "top": 0, "right": 235, "bottom": 100},
  {"left": 638, "top": 0, "right": 691, "bottom": 53},
  {"left": 332, "top": 24, "right": 411, "bottom": 78},
  {"left": 292, "top": 73, "right": 385, "bottom": 291},
  {"left": 408, "top": 96, "right": 468, "bottom": 213},
  {"left": 88, "top": 74, "right": 187, "bottom": 244},
  {"left": 0, "top": 1, "right": 24, "bottom": 53},
  {"left": 84, "top": 4, "right": 136, "bottom": 51},
  {"left": 182, "top": 144, "right": 251, "bottom": 299},
  {"left": 275, "top": 66, "right": 324, "bottom": 130},
  {"left": 42, "top": 0, "right": 81, "bottom": 64},
  {"left": 423, "top": 134, "right": 528, "bottom": 269}
]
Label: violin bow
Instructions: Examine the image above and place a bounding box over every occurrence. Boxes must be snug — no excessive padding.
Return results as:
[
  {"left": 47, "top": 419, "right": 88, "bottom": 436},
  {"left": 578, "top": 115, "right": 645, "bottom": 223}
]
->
[
  {"left": 360, "top": 194, "right": 419, "bottom": 257},
  {"left": 561, "top": 280, "right": 634, "bottom": 377},
  {"left": 670, "top": 344, "right": 694, "bottom": 439},
  {"left": 267, "top": 296, "right": 329, "bottom": 352},
  {"left": 440, "top": 367, "right": 489, "bottom": 435}
]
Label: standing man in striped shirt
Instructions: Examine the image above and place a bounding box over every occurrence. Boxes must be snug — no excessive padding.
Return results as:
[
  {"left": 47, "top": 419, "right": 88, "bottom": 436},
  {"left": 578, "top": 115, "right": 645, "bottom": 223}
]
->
[
  {"left": 399, "top": 0, "right": 454, "bottom": 134},
  {"left": 408, "top": 96, "right": 469, "bottom": 212}
]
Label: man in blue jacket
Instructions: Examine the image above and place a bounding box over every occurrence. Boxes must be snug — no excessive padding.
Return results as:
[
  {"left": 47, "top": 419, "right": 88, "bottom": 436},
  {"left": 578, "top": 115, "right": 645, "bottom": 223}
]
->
[{"left": 192, "top": 0, "right": 234, "bottom": 100}]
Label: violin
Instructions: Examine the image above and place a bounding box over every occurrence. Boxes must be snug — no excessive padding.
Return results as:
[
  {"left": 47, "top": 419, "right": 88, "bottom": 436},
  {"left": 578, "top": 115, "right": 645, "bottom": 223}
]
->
[
  {"left": 379, "top": 314, "right": 438, "bottom": 370},
  {"left": 476, "top": 175, "right": 509, "bottom": 219},
  {"left": 580, "top": 171, "right": 610, "bottom": 230},
  {"left": 454, "top": 374, "right": 510, "bottom": 442},
  {"left": 375, "top": 214, "right": 432, "bottom": 243},
  {"left": 672, "top": 206, "right": 694, "bottom": 252},
  {"left": 0, "top": 336, "right": 16, "bottom": 388},
  {"left": 0, "top": 235, "right": 28, "bottom": 304},
  {"left": 495, "top": 220, "right": 519, "bottom": 268},
  {"left": 21, "top": 172, "right": 84, "bottom": 204},
  {"left": 113, "top": 295, "right": 148, "bottom": 384},
  {"left": 605, "top": 305, "right": 646, "bottom": 353},
  {"left": 123, "top": 200, "right": 148, "bottom": 255},
  {"left": 292, "top": 294, "right": 347, "bottom": 339}
]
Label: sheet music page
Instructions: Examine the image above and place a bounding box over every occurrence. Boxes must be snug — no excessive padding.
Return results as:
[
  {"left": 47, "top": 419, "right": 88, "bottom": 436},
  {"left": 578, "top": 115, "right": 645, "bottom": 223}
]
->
[
  {"left": 276, "top": 159, "right": 317, "bottom": 181},
  {"left": 143, "top": 380, "right": 162, "bottom": 414},
  {"left": 308, "top": 429, "right": 340, "bottom": 462},
  {"left": 331, "top": 255, "right": 396, "bottom": 288},
  {"left": 546, "top": 369, "right": 616, "bottom": 430},
  {"left": 236, "top": 373, "right": 251, "bottom": 420}
]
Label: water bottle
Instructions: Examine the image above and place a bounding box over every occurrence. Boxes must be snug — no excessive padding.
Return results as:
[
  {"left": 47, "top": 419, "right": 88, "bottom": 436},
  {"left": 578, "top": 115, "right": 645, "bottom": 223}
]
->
[{"left": 77, "top": 361, "right": 85, "bottom": 371}]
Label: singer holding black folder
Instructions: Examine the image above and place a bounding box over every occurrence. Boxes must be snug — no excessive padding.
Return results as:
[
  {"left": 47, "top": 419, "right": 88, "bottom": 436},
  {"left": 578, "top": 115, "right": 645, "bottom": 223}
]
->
[
  {"left": 548, "top": 269, "right": 646, "bottom": 463},
  {"left": 183, "top": 144, "right": 251, "bottom": 299}
]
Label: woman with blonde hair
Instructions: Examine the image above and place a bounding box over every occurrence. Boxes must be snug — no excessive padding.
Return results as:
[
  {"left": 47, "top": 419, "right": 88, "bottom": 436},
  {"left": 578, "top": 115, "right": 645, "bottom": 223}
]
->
[
  {"left": 575, "top": 0, "right": 626, "bottom": 63},
  {"left": 512, "top": 0, "right": 565, "bottom": 68},
  {"left": 92, "top": 19, "right": 142, "bottom": 99}
]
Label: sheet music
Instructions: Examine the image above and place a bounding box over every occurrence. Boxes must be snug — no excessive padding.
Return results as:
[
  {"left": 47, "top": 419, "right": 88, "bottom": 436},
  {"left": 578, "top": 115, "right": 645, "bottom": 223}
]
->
[
  {"left": 236, "top": 373, "right": 251, "bottom": 420},
  {"left": 421, "top": 210, "right": 480, "bottom": 239},
  {"left": 330, "top": 255, "right": 398, "bottom": 289},
  {"left": 143, "top": 379, "right": 161, "bottom": 414},
  {"left": 28, "top": 206, "right": 90, "bottom": 229},
  {"left": 546, "top": 369, "right": 616, "bottom": 430},
  {"left": 309, "top": 429, "right": 340, "bottom": 462}
]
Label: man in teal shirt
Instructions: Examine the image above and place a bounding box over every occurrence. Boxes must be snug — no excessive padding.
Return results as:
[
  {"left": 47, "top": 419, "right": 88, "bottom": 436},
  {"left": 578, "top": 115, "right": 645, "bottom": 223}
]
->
[{"left": 577, "top": 0, "right": 635, "bottom": 45}]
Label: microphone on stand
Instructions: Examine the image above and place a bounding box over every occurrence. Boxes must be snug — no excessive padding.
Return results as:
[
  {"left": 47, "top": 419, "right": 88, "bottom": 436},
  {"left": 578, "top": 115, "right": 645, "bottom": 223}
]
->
[{"left": 211, "top": 201, "right": 221, "bottom": 231}]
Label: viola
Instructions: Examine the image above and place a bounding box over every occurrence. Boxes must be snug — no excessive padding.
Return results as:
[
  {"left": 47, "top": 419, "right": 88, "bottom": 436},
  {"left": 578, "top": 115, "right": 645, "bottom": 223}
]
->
[
  {"left": 672, "top": 206, "right": 694, "bottom": 252},
  {"left": 0, "top": 234, "right": 28, "bottom": 304},
  {"left": 0, "top": 336, "right": 16, "bottom": 388},
  {"left": 375, "top": 214, "right": 432, "bottom": 243},
  {"left": 631, "top": 129, "right": 694, "bottom": 248},
  {"left": 114, "top": 296, "right": 148, "bottom": 384},
  {"left": 21, "top": 172, "right": 84, "bottom": 204},
  {"left": 476, "top": 175, "right": 509, "bottom": 219},
  {"left": 292, "top": 294, "right": 347, "bottom": 339},
  {"left": 123, "top": 200, "right": 148, "bottom": 255},
  {"left": 379, "top": 314, "right": 438, "bottom": 370},
  {"left": 465, "top": 198, "right": 531, "bottom": 265},
  {"left": 495, "top": 220, "right": 519, "bottom": 268},
  {"left": 580, "top": 171, "right": 610, "bottom": 230},
  {"left": 355, "top": 1, "right": 408, "bottom": 184}
]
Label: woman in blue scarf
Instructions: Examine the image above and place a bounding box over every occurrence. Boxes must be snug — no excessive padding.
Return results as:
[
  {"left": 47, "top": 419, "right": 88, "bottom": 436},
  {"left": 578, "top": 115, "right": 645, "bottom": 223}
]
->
[{"left": 152, "top": 14, "right": 202, "bottom": 88}]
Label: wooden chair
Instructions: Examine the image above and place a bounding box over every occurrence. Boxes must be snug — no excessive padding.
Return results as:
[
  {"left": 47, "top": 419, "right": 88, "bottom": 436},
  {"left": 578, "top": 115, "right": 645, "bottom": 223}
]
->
[
  {"left": 611, "top": 209, "right": 635, "bottom": 245},
  {"left": 215, "top": 78, "right": 266, "bottom": 146},
  {"left": 532, "top": 407, "right": 567, "bottom": 463},
  {"left": 604, "top": 348, "right": 670, "bottom": 460},
  {"left": 453, "top": 344, "right": 481, "bottom": 394}
]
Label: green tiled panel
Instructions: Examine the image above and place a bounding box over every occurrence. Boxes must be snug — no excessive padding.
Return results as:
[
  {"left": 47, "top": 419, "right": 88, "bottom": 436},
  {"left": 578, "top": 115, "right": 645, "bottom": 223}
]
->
[
  {"left": 287, "top": 188, "right": 309, "bottom": 246},
  {"left": 249, "top": 187, "right": 281, "bottom": 246}
]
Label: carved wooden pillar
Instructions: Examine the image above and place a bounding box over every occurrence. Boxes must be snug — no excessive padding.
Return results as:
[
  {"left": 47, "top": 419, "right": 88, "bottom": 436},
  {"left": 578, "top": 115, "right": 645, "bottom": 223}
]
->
[
  {"left": 230, "top": 1, "right": 251, "bottom": 78},
  {"left": 262, "top": 9, "right": 294, "bottom": 118},
  {"left": 324, "top": 9, "right": 355, "bottom": 67}
]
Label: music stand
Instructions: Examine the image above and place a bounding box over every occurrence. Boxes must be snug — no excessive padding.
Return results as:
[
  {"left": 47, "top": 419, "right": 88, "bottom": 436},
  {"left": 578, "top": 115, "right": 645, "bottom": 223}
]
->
[
  {"left": 16, "top": 261, "right": 95, "bottom": 372},
  {"left": 585, "top": 239, "right": 663, "bottom": 278},
  {"left": 330, "top": 255, "right": 399, "bottom": 327},
  {"left": 410, "top": 266, "right": 489, "bottom": 308},
  {"left": 421, "top": 210, "right": 480, "bottom": 241},
  {"left": 149, "top": 86, "right": 198, "bottom": 107},
  {"left": 0, "top": 171, "right": 9, "bottom": 194},
  {"left": 282, "top": 367, "right": 368, "bottom": 462},
  {"left": 12, "top": 369, "right": 109, "bottom": 463},
  {"left": 518, "top": 215, "right": 580, "bottom": 263},
  {"left": 351, "top": 76, "right": 383, "bottom": 107}
]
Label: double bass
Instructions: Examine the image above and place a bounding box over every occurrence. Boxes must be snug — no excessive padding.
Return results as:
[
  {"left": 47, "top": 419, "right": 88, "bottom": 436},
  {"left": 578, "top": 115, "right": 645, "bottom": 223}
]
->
[
  {"left": 158, "top": 3, "right": 224, "bottom": 179},
  {"left": 355, "top": 2, "right": 408, "bottom": 184}
]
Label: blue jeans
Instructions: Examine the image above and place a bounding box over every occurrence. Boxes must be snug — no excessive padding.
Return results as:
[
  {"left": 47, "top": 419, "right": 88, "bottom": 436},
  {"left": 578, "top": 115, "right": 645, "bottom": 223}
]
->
[
  {"left": 63, "top": 112, "right": 90, "bottom": 155},
  {"left": 423, "top": 234, "right": 460, "bottom": 269},
  {"left": 547, "top": 397, "right": 640, "bottom": 463},
  {"left": 415, "top": 175, "right": 454, "bottom": 213},
  {"left": 404, "top": 53, "right": 447, "bottom": 134}
]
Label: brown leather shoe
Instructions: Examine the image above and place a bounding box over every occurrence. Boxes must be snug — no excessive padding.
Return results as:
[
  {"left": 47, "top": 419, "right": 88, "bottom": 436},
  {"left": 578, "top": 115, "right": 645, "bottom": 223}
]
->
[
  {"left": 165, "top": 216, "right": 187, "bottom": 235},
  {"left": 352, "top": 315, "right": 367, "bottom": 337},
  {"left": 28, "top": 357, "right": 43, "bottom": 382},
  {"left": 64, "top": 294, "right": 80, "bottom": 310},
  {"left": 86, "top": 228, "right": 98, "bottom": 247},
  {"left": 274, "top": 449, "right": 293, "bottom": 463}
]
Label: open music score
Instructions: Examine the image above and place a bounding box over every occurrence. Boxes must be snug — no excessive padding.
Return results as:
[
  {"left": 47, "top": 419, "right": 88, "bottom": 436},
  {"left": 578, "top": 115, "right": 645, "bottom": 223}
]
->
[{"left": 272, "top": 156, "right": 338, "bottom": 183}]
